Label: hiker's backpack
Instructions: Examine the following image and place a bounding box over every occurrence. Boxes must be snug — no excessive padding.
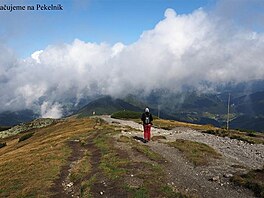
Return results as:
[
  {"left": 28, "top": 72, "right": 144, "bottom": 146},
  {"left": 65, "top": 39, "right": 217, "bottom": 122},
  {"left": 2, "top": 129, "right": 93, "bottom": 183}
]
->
[{"left": 145, "top": 114, "right": 150, "bottom": 124}]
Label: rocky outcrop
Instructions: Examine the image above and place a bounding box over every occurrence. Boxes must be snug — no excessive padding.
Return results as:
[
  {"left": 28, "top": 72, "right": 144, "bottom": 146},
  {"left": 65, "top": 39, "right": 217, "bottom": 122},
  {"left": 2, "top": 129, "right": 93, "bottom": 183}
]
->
[{"left": 0, "top": 118, "right": 58, "bottom": 138}]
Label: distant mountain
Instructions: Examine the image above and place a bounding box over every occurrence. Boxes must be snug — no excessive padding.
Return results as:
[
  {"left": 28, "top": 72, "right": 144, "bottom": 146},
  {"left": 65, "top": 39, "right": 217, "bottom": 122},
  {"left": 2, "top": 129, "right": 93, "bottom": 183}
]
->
[
  {"left": 230, "top": 115, "right": 264, "bottom": 132},
  {"left": 141, "top": 89, "right": 264, "bottom": 131},
  {"left": 216, "top": 80, "right": 264, "bottom": 97},
  {"left": 1, "top": 80, "right": 264, "bottom": 131},
  {"left": 233, "top": 91, "right": 264, "bottom": 116},
  {"left": 75, "top": 96, "right": 143, "bottom": 117},
  {"left": 0, "top": 110, "right": 37, "bottom": 126}
]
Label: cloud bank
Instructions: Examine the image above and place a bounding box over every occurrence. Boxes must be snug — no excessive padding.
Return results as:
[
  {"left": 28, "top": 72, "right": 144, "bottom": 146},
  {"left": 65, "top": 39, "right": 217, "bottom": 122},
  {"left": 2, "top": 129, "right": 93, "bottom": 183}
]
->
[{"left": 1, "top": 8, "right": 264, "bottom": 118}]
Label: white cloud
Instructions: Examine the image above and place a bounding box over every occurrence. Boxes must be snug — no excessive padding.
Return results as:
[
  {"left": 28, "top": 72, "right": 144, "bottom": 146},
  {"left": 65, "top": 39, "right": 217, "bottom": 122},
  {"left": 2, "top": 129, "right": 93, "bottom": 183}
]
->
[
  {"left": 41, "top": 102, "right": 63, "bottom": 119},
  {"left": 1, "top": 8, "right": 264, "bottom": 117},
  {"left": 31, "top": 50, "right": 43, "bottom": 63}
]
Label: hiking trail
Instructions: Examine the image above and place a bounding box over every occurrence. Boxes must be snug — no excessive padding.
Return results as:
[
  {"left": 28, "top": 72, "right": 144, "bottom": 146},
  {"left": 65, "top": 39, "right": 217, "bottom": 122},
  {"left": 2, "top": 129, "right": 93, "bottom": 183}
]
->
[{"left": 100, "top": 115, "right": 264, "bottom": 198}]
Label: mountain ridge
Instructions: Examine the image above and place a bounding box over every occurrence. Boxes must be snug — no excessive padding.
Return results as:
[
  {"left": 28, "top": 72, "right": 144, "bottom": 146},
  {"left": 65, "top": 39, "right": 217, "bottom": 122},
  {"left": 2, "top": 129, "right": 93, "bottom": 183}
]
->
[{"left": 1, "top": 87, "right": 264, "bottom": 132}]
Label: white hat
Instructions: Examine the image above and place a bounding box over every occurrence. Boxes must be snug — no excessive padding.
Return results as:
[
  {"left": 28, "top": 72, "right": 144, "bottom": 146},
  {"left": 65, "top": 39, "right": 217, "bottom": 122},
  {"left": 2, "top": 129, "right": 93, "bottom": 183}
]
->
[{"left": 145, "top": 108, "right": 149, "bottom": 113}]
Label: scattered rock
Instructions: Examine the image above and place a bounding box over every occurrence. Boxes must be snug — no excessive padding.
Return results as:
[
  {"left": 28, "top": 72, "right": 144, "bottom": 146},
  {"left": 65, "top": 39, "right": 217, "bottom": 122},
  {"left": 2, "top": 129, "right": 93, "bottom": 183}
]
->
[
  {"left": 112, "top": 121, "right": 120, "bottom": 124},
  {"left": 67, "top": 182, "right": 73, "bottom": 188},
  {"left": 210, "top": 176, "right": 220, "bottom": 182},
  {"left": 223, "top": 173, "right": 233, "bottom": 178},
  {"left": 0, "top": 118, "right": 57, "bottom": 138}
]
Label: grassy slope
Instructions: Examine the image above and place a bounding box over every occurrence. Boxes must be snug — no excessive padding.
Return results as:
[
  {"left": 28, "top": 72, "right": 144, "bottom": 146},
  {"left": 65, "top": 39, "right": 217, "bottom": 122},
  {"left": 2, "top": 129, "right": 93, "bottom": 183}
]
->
[
  {"left": 0, "top": 118, "right": 95, "bottom": 197},
  {"left": 0, "top": 117, "right": 188, "bottom": 197}
]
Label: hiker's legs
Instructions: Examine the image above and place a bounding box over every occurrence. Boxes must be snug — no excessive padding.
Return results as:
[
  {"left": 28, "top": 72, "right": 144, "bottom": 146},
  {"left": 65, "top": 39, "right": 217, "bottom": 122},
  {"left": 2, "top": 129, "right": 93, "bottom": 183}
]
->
[
  {"left": 143, "top": 125, "right": 148, "bottom": 140},
  {"left": 149, "top": 124, "right": 151, "bottom": 141},
  {"left": 147, "top": 124, "right": 151, "bottom": 141}
]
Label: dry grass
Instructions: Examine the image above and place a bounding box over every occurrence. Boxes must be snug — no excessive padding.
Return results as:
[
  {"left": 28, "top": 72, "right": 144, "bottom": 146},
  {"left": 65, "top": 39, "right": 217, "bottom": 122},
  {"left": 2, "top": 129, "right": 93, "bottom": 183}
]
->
[
  {"left": 153, "top": 119, "right": 264, "bottom": 145},
  {"left": 118, "top": 135, "right": 165, "bottom": 162},
  {"left": 231, "top": 166, "right": 264, "bottom": 197},
  {"left": 132, "top": 143, "right": 164, "bottom": 162},
  {"left": 167, "top": 139, "right": 222, "bottom": 166},
  {"left": 118, "top": 135, "right": 131, "bottom": 143},
  {"left": 203, "top": 129, "right": 264, "bottom": 144},
  {"left": 153, "top": 119, "right": 217, "bottom": 131},
  {"left": 151, "top": 135, "right": 167, "bottom": 141},
  {"left": 0, "top": 118, "right": 96, "bottom": 197},
  {"left": 70, "top": 150, "right": 92, "bottom": 183}
]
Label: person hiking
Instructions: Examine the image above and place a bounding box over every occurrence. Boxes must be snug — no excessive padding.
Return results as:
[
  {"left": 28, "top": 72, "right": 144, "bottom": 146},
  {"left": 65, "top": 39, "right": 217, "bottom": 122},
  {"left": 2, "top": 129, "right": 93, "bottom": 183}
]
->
[{"left": 141, "top": 107, "right": 153, "bottom": 142}]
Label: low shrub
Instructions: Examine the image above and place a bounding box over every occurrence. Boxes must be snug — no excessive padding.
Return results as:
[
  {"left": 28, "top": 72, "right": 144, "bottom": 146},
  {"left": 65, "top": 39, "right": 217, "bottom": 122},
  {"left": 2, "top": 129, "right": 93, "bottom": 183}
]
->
[
  {"left": 151, "top": 135, "right": 166, "bottom": 141},
  {"left": 111, "top": 111, "right": 141, "bottom": 120},
  {"left": 0, "top": 126, "right": 11, "bottom": 132},
  {"left": 202, "top": 129, "right": 264, "bottom": 144},
  {"left": 231, "top": 167, "right": 264, "bottom": 197},
  {"left": 0, "top": 142, "right": 7, "bottom": 148},
  {"left": 18, "top": 132, "right": 34, "bottom": 142}
]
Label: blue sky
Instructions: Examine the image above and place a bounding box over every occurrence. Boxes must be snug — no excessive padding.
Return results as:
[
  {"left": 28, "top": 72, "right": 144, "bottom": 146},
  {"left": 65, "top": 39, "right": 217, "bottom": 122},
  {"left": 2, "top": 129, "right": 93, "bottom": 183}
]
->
[{"left": 0, "top": 0, "right": 216, "bottom": 58}]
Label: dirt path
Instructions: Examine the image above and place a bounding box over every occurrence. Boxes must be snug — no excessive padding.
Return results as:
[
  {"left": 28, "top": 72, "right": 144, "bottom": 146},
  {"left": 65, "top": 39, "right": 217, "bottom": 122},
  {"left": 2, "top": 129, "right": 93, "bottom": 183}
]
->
[
  {"left": 50, "top": 121, "right": 131, "bottom": 198},
  {"left": 101, "top": 115, "right": 264, "bottom": 170},
  {"left": 50, "top": 140, "right": 84, "bottom": 198},
  {"left": 100, "top": 115, "right": 263, "bottom": 198}
]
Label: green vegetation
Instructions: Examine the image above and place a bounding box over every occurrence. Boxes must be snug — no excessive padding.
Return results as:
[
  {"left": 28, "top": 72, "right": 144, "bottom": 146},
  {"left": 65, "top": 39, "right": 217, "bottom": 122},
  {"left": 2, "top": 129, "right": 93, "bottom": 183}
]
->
[
  {"left": 111, "top": 110, "right": 142, "bottom": 120},
  {"left": 167, "top": 139, "right": 222, "bottom": 166},
  {"left": 117, "top": 135, "right": 188, "bottom": 197},
  {"left": 0, "top": 126, "right": 11, "bottom": 132},
  {"left": 0, "top": 142, "right": 6, "bottom": 149},
  {"left": 93, "top": 127, "right": 129, "bottom": 180},
  {"left": 117, "top": 135, "right": 131, "bottom": 143},
  {"left": 70, "top": 150, "right": 91, "bottom": 183},
  {"left": 117, "top": 135, "right": 164, "bottom": 162},
  {"left": 132, "top": 143, "right": 164, "bottom": 162},
  {"left": 79, "top": 123, "right": 131, "bottom": 196},
  {"left": 76, "top": 96, "right": 142, "bottom": 118},
  {"left": 202, "top": 129, "right": 264, "bottom": 144},
  {"left": 84, "top": 127, "right": 188, "bottom": 197},
  {"left": 80, "top": 175, "right": 97, "bottom": 197},
  {"left": 18, "top": 132, "right": 34, "bottom": 142},
  {"left": 231, "top": 167, "right": 264, "bottom": 197}
]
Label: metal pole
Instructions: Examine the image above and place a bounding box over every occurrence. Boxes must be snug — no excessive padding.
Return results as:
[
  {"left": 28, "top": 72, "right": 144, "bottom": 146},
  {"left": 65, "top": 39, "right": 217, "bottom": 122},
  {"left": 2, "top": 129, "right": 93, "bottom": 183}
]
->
[
  {"left": 158, "top": 105, "right": 160, "bottom": 119},
  {"left": 227, "top": 93, "right": 230, "bottom": 130}
]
